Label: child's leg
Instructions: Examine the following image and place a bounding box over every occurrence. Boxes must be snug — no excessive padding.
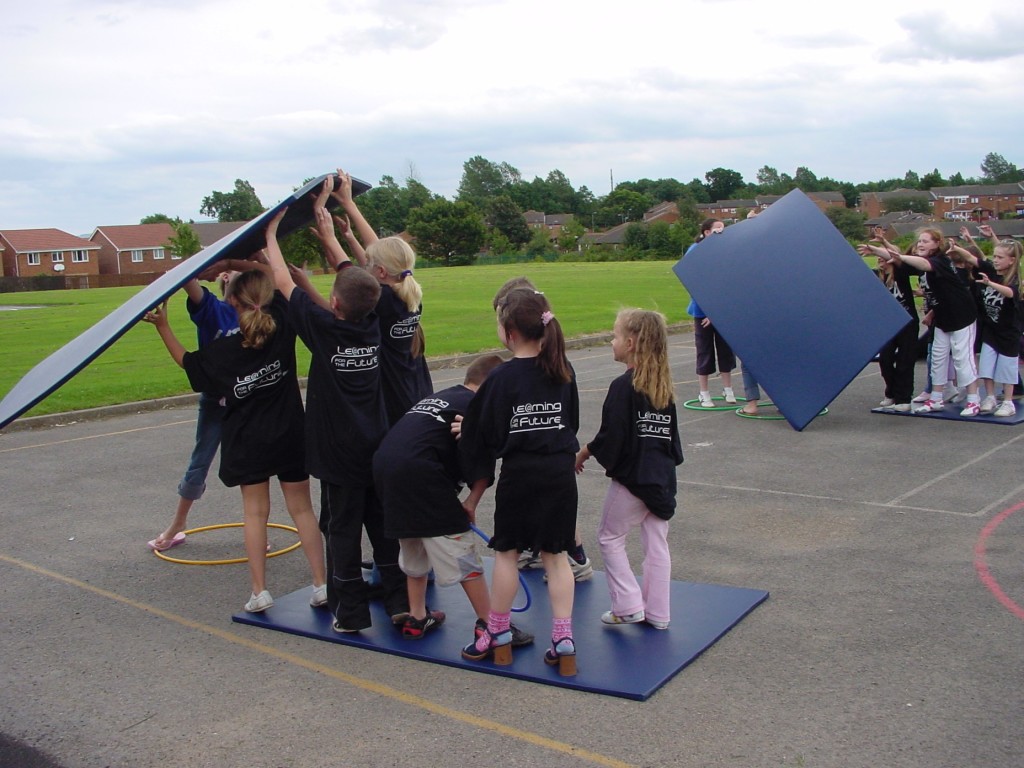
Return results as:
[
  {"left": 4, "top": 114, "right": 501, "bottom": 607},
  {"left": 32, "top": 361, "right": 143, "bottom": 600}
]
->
[
  {"left": 717, "top": 332, "right": 736, "bottom": 393},
  {"left": 362, "top": 487, "right": 407, "bottom": 619},
  {"left": 540, "top": 550, "right": 574, "bottom": 619},
  {"left": 461, "top": 575, "right": 490, "bottom": 621},
  {"left": 407, "top": 574, "right": 428, "bottom": 618},
  {"left": 321, "top": 482, "right": 371, "bottom": 630},
  {"left": 240, "top": 482, "right": 271, "bottom": 595},
  {"left": 280, "top": 478, "right": 325, "bottom": 588},
  {"left": 639, "top": 513, "right": 672, "bottom": 625},
  {"left": 597, "top": 480, "right": 644, "bottom": 617},
  {"left": 490, "top": 549, "right": 521, "bottom": 614},
  {"left": 928, "top": 329, "right": 951, "bottom": 396}
]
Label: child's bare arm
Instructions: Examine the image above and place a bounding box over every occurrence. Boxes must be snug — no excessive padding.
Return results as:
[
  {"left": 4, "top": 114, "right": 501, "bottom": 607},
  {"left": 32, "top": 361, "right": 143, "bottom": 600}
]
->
[
  {"left": 287, "top": 264, "right": 333, "bottom": 311},
  {"left": 461, "top": 479, "right": 489, "bottom": 524},
  {"left": 142, "top": 301, "right": 186, "bottom": 368},
  {"left": 332, "top": 168, "right": 378, "bottom": 246},
  {"left": 264, "top": 208, "right": 296, "bottom": 299}
]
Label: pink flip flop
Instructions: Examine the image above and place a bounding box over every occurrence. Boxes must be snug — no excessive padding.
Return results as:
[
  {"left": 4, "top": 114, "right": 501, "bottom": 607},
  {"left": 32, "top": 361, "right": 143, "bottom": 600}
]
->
[{"left": 147, "top": 531, "right": 186, "bottom": 552}]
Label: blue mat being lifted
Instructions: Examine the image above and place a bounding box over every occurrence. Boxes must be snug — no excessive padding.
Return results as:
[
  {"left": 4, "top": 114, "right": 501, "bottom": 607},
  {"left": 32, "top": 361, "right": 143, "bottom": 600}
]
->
[{"left": 233, "top": 562, "right": 768, "bottom": 701}]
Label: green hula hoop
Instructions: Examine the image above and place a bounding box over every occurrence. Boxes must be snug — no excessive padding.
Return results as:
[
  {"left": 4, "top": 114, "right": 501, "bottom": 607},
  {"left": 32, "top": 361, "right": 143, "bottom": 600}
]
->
[{"left": 682, "top": 396, "right": 747, "bottom": 412}]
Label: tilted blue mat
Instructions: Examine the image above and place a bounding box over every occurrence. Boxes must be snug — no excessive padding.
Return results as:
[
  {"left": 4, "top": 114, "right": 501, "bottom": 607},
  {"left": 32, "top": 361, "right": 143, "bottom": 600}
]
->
[
  {"left": 871, "top": 399, "right": 1024, "bottom": 425},
  {"left": 0, "top": 173, "right": 370, "bottom": 430},
  {"left": 232, "top": 562, "right": 768, "bottom": 701},
  {"left": 673, "top": 189, "right": 911, "bottom": 432}
]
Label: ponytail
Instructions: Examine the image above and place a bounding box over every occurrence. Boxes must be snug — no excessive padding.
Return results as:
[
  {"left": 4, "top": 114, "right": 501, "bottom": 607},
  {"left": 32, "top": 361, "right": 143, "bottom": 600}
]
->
[
  {"left": 366, "top": 237, "right": 422, "bottom": 312},
  {"left": 497, "top": 288, "right": 571, "bottom": 384},
  {"left": 231, "top": 271, "right": 276, "bottom": 349}
]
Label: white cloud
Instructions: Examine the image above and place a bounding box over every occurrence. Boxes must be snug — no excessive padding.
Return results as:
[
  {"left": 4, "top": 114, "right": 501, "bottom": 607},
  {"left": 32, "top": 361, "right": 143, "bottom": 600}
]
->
[{"left": 0, "top": 0, "right": 1019, "bottom": 233}]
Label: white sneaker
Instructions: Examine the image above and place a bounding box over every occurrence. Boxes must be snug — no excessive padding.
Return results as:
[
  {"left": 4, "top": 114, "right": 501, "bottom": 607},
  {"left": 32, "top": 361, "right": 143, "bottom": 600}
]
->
[
  {"left": 646, "top": 618, "right": 670, "bottom": 630},
  {"left": 980, "top": 395, "right": 998, "bottom": 414},
  {"left": 890, "top": 403, "right": 911, "bottom": 412},
  {"left": 244, "top": 589, "right": 274, "bottom": 613},
  {"left": 543, "top": 555, "right": 593, "bottom": 582},
  {"left": 994, "top": 400, "right": 1016, "bottom": 417},
  {"left": 948, "top": 388, "right": 967, "bottom": 405},
  {"left": 310, "top": 583, "right": 328, "bottom": 607},
  {"left": 601, "top": 610, "right": 645, "bottom": 625},
  {"left": 879, "top": 397, "right": 895, "bottom": 407},
  {"left": 723, "top": 387, "right": 737, "bottom": 404},
  {"left": 959, "top": 401, "right": 981, "bottom": 418},
  {"left": 698, "top": 391, "right": 714, "bottom": 408},
  {"left": 913, "top": 399, "right": 944, "bottom": 414},
  {"left": 911, "top": 391, "right": 930, "bottom": 404}
]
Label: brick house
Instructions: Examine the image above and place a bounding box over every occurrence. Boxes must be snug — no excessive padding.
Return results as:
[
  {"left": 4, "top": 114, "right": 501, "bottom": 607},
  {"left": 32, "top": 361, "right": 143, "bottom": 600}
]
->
[
  {"left": 0, "top": 228, "right": 100, "bottom": 278},
  {"left": 643, "top": 201, "right": 680, "bottom": 224},
  {"left": 927, "top": 183, "right": 1024, "bottom": 221},
  {"left": 89, "top": 223, "right": 177, "bottom": 276},
  {"left": 856, "top": 188, "right": 932, "bottom": 219},
  {"left": 523, "top": 210, "right": 575, "bottom": 242}
]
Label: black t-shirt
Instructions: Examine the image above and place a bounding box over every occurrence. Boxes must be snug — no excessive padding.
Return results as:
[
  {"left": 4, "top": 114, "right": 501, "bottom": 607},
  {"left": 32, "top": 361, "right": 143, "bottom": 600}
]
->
[
  {"left": 925, "top": 254, "right": 976, "bottom": 332},
  {"left": 374, "top": 384, "right": 477, "bottom": 538},
  {"left": 288, "top": 286, "right": 387, "bottom": 484},
  {"left": 182, "top": 292, "right": 305, "bottom": 487},
  {"left": 460, "top": 356, "right": 580, "bottom": 487},
  {"left": 888, "top": 264, "right": 919, "bottom": 320},
  {"left": 587, "top": 369, "right": 684, "bottom": 520},
  {"left": 376, "top": 285, "right": 433, "bottom": 427},
  {"left": 973, "top": 259, "right": 1022, "bottom": 357}
]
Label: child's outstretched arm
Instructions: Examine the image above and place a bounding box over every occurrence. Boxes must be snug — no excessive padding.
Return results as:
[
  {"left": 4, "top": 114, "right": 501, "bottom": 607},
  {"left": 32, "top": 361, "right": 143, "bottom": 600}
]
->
[
  {"left": 286, "top": 264, "right": 333, "bottom": 312},
  {"left": 264, "top": 208, "right": 296, "bottom": 299},
  {"left": 142, "top": 300, "right": 186, "bottom": 368},
  {"left": 332, "top": 168, "right": 378, "bottom": 247},
  {"left": 333, "top": 212, "right": 368, "bottom": 266}
]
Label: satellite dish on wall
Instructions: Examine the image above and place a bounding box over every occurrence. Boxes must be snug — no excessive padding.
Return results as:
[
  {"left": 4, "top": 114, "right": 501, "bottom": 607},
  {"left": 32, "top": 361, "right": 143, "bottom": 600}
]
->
[{"left": 53, "top": 263, "right": 65, "bottom": 272}]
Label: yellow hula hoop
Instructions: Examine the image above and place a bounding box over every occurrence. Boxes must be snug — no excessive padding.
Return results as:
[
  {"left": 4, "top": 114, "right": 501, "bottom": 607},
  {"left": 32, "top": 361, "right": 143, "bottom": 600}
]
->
[{"left": 152, "top": 522, "right": 301, "bottom": 566}]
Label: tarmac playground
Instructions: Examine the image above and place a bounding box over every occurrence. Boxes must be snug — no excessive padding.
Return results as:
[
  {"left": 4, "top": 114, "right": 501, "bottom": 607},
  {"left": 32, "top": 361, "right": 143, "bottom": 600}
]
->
[{"left": 1, "top": 330, "right": 1022, "bottom": 768}]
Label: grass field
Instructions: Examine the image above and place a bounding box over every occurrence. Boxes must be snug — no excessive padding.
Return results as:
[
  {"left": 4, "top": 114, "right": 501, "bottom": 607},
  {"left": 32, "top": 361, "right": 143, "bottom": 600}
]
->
[{"left": 0, "top": 261, "right": 692, "bottom": 417}]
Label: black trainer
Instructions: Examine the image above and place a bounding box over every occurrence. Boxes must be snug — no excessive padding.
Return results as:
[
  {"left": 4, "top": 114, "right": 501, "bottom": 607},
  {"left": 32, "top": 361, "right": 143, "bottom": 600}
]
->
[{"left": 402, "top": 609, "right": 445, "bottom": 640}]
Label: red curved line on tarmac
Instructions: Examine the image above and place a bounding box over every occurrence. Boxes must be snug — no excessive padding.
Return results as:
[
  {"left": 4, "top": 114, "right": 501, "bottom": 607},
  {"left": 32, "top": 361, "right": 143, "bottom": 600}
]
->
[{"left": 974, "top": 500, "right": 1024, "bottom": 621}]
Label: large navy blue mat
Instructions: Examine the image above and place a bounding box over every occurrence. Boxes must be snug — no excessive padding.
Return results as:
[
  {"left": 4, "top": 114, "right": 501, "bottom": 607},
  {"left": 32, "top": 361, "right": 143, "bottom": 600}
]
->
[
  {"left": 872, "top": 399, "right": 1024, "bottom": 425},
  {"left": 673, "top": 190, "right": 910, "bottom": 432},
  {"left": 0, "top": 173, "right": 370, "bottom": 430},
  {"left": 233, "top": 562, "right": 768, "bottom": 701}
]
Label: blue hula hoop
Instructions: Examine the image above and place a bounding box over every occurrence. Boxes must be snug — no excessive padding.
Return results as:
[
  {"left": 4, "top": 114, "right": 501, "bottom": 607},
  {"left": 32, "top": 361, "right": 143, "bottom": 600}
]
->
[{"left": 469, "top": 523, "right": 532, "bottom": 613}]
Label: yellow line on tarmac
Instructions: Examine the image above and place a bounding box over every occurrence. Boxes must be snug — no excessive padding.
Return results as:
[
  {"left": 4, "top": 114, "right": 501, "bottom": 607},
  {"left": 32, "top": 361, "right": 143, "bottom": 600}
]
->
[{"left": 0, "top": 553, "right": 636, "bottom": 768}]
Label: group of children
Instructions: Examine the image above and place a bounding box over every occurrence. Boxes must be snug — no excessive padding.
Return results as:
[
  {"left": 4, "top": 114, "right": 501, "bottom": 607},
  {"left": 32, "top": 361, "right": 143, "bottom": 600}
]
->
[
  {"left": 148, "top": 171, "right": 684, "bottom": 676},
  {"left": 860, "top": 223, "right": 1023, "bottom": 418}
]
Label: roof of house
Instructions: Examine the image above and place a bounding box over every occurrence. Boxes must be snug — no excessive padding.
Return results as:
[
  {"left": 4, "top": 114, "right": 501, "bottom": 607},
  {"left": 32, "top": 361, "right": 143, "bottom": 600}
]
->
[
  {"left": 859, "top": 188, "right": 932, "bottom": 201},
  {"left": 190, "top": 221, "right": 247, "bottom": 248},
  {"left": 929, "top": 183, "right": 1024, "bottom": 197},
  {"left": 0, "top": 228, "right": 98, "bottom": 252},
  {"left": 91, "top": 223, "right": 176, "bottom": 250}
]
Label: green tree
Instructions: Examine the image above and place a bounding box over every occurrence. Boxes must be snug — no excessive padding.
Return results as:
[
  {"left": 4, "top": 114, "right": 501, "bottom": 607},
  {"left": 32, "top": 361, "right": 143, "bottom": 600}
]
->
[
  {"left": 485, "top": 195, "right": 531, "bottom": 247},
  {"left": 598, "top": 188, "right": 655, "bottom": 227},
  {"left": 524, "top": 225, "right": 555, "bottom": 259},
  {"left": 794, "top": 166, "right": 819, "bottom": 192},
  {"left": 456, "top": 156, "right": 519, "bottom": 209},
  {"left": 168, "top": 221, "right": 202, "bottom": 260},
  {"left": 980, "top": 152, "right": 1020, "bottom": 183},
  {"left": 407, "top": 199, "right": 486, "bottom": 266},
  {"left": 919, "top": 168, "right": 945, "bottom": 189},
  {"left": 825, "top": 207, "right": 868, "bottom": 242},
  {"left": 557, "top": 219, "right": 586, "bottom": 252},
  {"left": 704, "top": 167, "right": 744, "bottom": 202},
  {"left": 140, "top": 213, "right": 178, "bottom": 225},
  {"left": 200, "top": 179, "right": 264, "bottom": 222}
]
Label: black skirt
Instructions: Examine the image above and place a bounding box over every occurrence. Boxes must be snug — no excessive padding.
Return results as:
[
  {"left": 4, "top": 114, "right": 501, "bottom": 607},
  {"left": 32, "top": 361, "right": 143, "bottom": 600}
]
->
[{"left": 490, "top": 452, "right": 577, "bottom": 554}]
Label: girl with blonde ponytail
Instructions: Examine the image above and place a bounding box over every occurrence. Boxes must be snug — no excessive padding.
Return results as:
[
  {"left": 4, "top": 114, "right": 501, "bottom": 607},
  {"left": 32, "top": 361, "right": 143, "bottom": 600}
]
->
[
  {"left": 148, "top": 265, "right": 326, "bottom": 617},
  {"left": 576, "top": 308, "right": 683, "bottom": 630}
]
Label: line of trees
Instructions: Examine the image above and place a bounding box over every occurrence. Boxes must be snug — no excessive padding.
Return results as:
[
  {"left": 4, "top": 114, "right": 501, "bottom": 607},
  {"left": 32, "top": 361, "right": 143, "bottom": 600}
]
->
[{"left": 145, "top": 152, "right": 1020, "bottom": 267}]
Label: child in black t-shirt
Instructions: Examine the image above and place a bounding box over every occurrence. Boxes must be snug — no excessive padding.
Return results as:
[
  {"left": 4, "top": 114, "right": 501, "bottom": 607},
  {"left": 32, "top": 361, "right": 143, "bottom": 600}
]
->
[
  {"left": 576, "top": 309, "right": 683, "bottom": 630},
  {"left": 264, "top": 208, "right": 408, "bottom": 633},
  {"left": 147, "top": 269, "right": 326, "bottom": 614},
  {"left": 374, "top": 354, "right": 536, "bottom": 650},
  {"left": 459, "top": 289, "right": 580, "bottom": 675}
]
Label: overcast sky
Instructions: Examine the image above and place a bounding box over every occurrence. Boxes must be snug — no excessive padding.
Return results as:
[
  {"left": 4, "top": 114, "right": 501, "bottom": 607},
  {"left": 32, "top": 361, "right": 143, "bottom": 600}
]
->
[{"left": 2, "top": 0, "right": 1021, "bottom": 235}]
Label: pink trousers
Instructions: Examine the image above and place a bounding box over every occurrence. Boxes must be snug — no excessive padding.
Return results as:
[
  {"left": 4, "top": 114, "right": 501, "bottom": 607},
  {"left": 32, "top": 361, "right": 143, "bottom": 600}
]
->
[{"left": 597, "top": 480, "right": 671, "bottom": 623}]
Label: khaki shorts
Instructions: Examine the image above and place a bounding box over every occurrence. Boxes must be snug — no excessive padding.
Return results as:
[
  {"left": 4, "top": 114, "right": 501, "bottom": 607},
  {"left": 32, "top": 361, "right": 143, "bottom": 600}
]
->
[{"left": 399, "top": 532, "right": 485, "bottom": 587}]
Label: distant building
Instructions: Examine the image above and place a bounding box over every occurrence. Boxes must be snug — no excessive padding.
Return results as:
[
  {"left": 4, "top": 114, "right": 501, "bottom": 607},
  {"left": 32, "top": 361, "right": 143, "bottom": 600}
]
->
[
  {"left": 0, "top": 228, "right": 100, "bottom": 278},
  {"left": 90, "top": 223, "right": 176, "bottom": 276}
]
